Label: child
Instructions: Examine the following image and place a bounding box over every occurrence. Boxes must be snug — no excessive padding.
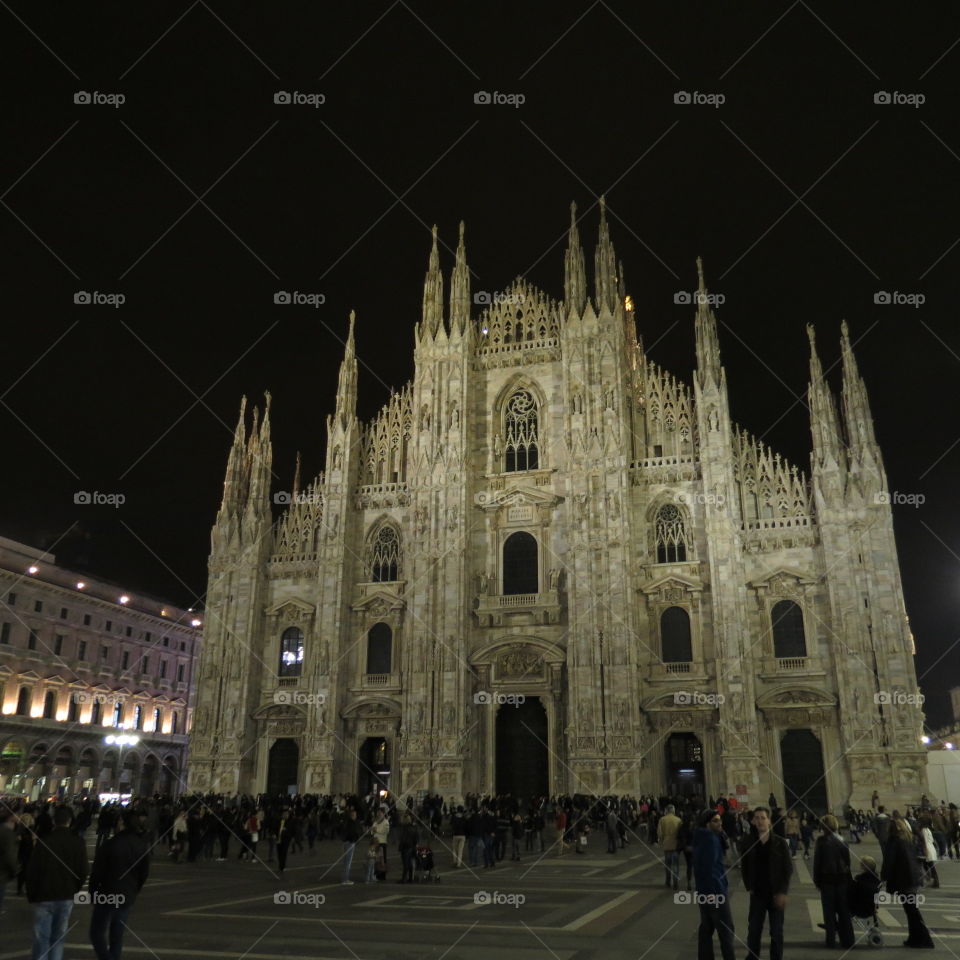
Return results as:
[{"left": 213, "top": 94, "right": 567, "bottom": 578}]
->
[
  {"left": 849, "top": 855, "right": 881, "bottom": 919},
  {"left": 365, "top": 837, "right": 380, "bottom": 883}
]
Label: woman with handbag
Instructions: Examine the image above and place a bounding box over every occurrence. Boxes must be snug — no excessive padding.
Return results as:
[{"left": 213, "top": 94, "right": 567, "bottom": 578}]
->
[{"left": 882, "top": 817, "right": 934, "bottom": 949}]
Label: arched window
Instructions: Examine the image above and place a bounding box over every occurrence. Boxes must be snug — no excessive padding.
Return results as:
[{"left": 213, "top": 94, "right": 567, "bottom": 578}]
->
[
  {"left": 661, "top": 606, "right": 693, "bottom": 662},
  {"left": 43, "top": 691, "right": 56, "bottom": 719},
  {"left": 153, "top": 708, "right": 162, "bottom": 732},
  {"left": 503, "top": 531, "right": 539, "bottom": 595},
  {"left": 67, "top": 695, "right": 79, "bottom": 722},
  {"left": 655, "top": 504, "right": 688, "bottom": 563},
  {"left": 369, "top": 526, "right": 401, "bottom": 582},
  {"left": 278, "top": 627, "right": 304, "bottom": 677},
  {"left": 15, "top": 687, "right": 30, "bottom": 716},
  {"left": 133, "top": 705, "right": 143, "bottom": 730},
  {"left": 112, "top": 700, "right": 123, "bottom": 727},
  {"left": 504, "top": 389, "right": 539, "bottom": 472},
  {"left": 772, "top": 600, "right": 807, "bottom": 658},
  {"left": 91, "top": 700, "right": 101, "bottom": 725},
  {"left": 366, "top": 623, "right": 393, "bottom": 675},
  {"left": 171, "top": 712, "right": 179, "bottom": 734}
]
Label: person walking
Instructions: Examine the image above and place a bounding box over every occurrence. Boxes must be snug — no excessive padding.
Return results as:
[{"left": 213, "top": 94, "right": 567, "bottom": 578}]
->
[
  {"left": 340, "top": 808, "right": 361, "bottom": 885},
  {"left": 693, "top": 810, "right": 735, "bottom": 960},
  {"left": 784, "top": 810, "right": 800, "bottom": 858},
  {"left": 0, "top": 808, "right": 17, "bottom": 916},
  {"left": 658, "top": 804, "right": 682, "bottom": 889},
  {"left": 740, "top": 807, "right": 792, "bottom": 960},
  {"left": 88, "top": 808, "right": 150, "bottom": 960},
  {"left": 398, "top": 813, "right": 418, "bottom": 883},
  {"left": 881, "top": 817, "right": 934, "bottom": 948},
  {"left": 371, "top": 809, "right": 390, "bottom": 871},
  {"left": 812, "top": 814, "right": 854, "bottom": 949},
  {"left": 26, "top": 806, "right": 88, "bottom": 960},
  {"left": 511, "top": 814, "right": 524, "bottom": 861},
  {"left": 276, "top": 810, "right": 293, "bottom": 874},
  {"left": 450, "top": 806, "right": 466, "bottom": 868},
  {"left": 605, "top": 807, "right": 618, "bottom": 854},
  {"left": 918, "top": 816, "right": 940, "bottom": 889},
  {"left": 554, "top": 806, "right": 567, "bottom": 856}
]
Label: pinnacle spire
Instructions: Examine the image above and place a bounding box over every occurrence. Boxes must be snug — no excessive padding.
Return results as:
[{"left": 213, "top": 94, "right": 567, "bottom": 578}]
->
[
  {"left": 292, "top": 451, "right": 301, "bottom": 499},
  {"left": 421, "top": 224, "right": 444, "bottom": 337},
  {"left": 593, "top": 195, "right": 618, "bottom": 314},
  {"left": 694, "top": 258, "right": 722, "bottom": 389},
  {"left": 839, "top": 319, "right": 878, "bottom": 459},
  {"left": 564, "top": 201, "right": 586, "bottom": 315},
  {"left": 806, "top": 323, "right": 842, "bottom": 469},
  {"left": 335, "top": 311, "right": 358, "bottom": 424},
  {"left": 449, "top": 219, "right": 470, "bottom": 334}
]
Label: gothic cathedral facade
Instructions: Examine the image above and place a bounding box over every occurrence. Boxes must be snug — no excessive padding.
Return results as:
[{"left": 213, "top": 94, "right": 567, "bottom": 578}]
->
[{"left": 187, "top": 201, "right": 925, "bottom": 811}]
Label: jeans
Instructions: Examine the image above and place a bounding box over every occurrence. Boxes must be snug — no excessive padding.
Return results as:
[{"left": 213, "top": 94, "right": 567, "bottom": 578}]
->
[
  {"left": 400, "top": 847, "right": 415, "bottom": 882},
  {"left": 341, "top": 841, "right": 356, "bottom": 882},
  {"left": 483, "top": 836, "right": 496, "bottom": 868},
  {"left": 746, "top": 894, "right": 784, "bottom": 960},
  {"left": 664, "top": 850, "right": 680, "bottom": 888},
  {"left": 32, "top": 899, "right": 74, "bottom": 960},
  {"left": 89, "top": 902, "right": 131, "bottom": 960},
  {"left": 452, "top": 835, "right": 465, "bottom": 866},
  {"left": 467, "top": 836, "right": 482, "bottom": 867},
  {"left": 698, "top": 899, "right": 736, "bottom": 960},
  {"left": 365, "top": 859, "right": 376, "bottom": 882},
  {"left": 819, "top": 880, "right": 854, "bottom": 947},
  {"left": 903, "top": 901, "right": 934, "bottom": 946}
]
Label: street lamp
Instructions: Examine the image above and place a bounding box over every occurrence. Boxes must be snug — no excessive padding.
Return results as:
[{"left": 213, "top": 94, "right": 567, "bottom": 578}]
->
[{"left": 104, "top": 734, "right": 139, "bottom": 795}]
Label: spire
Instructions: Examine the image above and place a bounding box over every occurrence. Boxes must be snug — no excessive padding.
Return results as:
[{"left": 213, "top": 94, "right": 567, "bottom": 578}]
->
[
  {"left": 806, "top": 324, "right": 842, "bottom": 468},
  {"left": 292, "top": 451, "right": 301, "bottom": 500},
  {"left": 421, "top": 225, "right": 444, "bottom": 337},
  {"left": 449, "top": 220, "right": 470, "bottom": 335},
  {"left": 564, "top": 201, "right": 586, "bottom": 315},
  {"left": 839, "top": 319, "right": 879, "bottom": 460},
  {"left": 593, "top": 195, "right": 618, "bottom": 314},
  {"left": 245, "top": 391, "right": 274, "bottom": 529},
  {"left": 218, "top": 395, "right": 248, "bottom": 517},
  {"left": 335, "top": 310, "right": 358, "bottom": 425},
  {"left": 694, "top": 257, "right": 722, "bottom": 389}
]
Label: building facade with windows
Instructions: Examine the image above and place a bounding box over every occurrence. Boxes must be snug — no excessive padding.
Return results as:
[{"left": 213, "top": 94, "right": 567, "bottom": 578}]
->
[
  {"left": 187, "top": 203, "right": 925, "bottom": 812},
  {"left": 0, "top": 537, "right": 200, "bottom": 799}
]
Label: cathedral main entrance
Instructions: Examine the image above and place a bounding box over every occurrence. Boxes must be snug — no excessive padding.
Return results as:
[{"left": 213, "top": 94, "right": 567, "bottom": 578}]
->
[
  {"left": 665, "top": 732, "right": 705, "bottom": 799},
  {"left": 358, "top": 736, "right": 391, "bottom": 797},
  {"left": 495, "top": 696, "right": 548, "bottom": 800},
  {"left": 266, "top": 738, "right": 299, "bottom": 796},
  {"left": 780, "top": 728, "right": 827, "bottom": 814}
]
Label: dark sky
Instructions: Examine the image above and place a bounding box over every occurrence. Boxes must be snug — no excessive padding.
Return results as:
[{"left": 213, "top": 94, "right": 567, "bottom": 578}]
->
[{"left": 1, "top": 3, "right": 957, "bottom": 724}]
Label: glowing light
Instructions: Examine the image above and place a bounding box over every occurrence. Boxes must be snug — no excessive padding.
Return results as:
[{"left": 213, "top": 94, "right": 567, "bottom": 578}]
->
[
  {"left": 921, "top": 735, "right": 931, "bottom": 744},
  {"left": 947, "top": 742, "right": 955, "bottom": 750},
  {"left": 76, "top": 582, "right": 85, "bottom": 590},
  {"left": 624, "top": 295, "right": 634, "bottom": 312},
  {"left": 55, "top": 711, "right": 68, "bottom": 722},
  {"left": 27, "top": 565, "right": 38, "bottom": 575},
  {"left": 2, "top": 705, "right": 14, "bottom": 715},
  {"left": 30, "top": 708, "right": 43, "bottom": 718},
  {"left": 104, "top": 734, "right": 139, "bottom": 747},
  {"left": 119, "top": 596, "right": 130, "bottom": 604},
  {"left": 191, "top": 618, "right": 202, "bottom": 627}
]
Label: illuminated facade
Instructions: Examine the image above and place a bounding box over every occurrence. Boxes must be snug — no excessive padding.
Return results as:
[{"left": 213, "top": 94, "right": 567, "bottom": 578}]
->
[{"left": 0, "top": 537, "right": 200, "bottom": 798}]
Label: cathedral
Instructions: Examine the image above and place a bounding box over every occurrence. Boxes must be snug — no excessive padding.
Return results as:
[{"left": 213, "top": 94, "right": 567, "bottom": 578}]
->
[{"left": 186, "top": 200, "right": 926, "bottom": 812}]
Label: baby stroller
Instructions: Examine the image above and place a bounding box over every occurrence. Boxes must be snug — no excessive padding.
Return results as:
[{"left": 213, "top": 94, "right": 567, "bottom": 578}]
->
[
  {"left": 849, "top": 870, "right": 884, "bottom": 947},
  {"left": 414, "top": 845, "right": 440, "bottom": 883}
]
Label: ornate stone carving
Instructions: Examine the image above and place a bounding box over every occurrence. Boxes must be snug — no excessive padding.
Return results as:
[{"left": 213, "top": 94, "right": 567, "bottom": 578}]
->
[{"left": 497, "top": 647, "right": 543, "bottom": 679}]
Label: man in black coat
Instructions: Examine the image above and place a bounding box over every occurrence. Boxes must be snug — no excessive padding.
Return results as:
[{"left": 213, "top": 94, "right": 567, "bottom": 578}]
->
[
  {"left": 740, "top": 807, "right": 792, "bottom": 960},
  {"left": 0, "top": 808, "right": 17, "bottom": 916},
  {"left": 88, "top": 808, "right": 150, "bottom": 960},
  {"left": 26, "top": 806, "right": 88, "bottom": 960}
]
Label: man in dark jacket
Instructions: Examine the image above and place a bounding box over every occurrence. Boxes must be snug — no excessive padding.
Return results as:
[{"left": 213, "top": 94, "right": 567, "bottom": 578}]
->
[
  {"left": 88, "top": 808, "right": 150, "bottom": 960},
  {"left": 740, "top": 807, "right": 792, "bottom": 960},
  {"left": 0, "top": 808, "right": 17, "bottom": 916},
  {"left": 693, "top": 810, "right": 735, "bottom": 960},
  {"left": 340, "top": 808, "right": 361, "bottom": 885},
  {"left": 812, "top": 815, "right": 853, "bottom": 948},
  {"left": 26, "top": 806, "right": 89, "bottom": 960}
]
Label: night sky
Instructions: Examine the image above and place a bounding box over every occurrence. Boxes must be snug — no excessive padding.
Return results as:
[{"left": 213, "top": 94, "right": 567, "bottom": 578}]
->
[{"left": 1, "top": 3, "right": 957, "bottom": 724}]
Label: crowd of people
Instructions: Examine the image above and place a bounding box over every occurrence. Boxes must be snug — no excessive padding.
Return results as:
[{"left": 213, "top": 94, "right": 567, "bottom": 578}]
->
[{"left": 0, "top": 788, "right": 957, "bottom": 959}]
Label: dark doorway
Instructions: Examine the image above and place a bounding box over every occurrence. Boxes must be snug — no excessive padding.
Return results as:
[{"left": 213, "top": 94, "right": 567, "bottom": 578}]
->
[
  {"left": 665, "top": 732, "right": 705, "bottom": 800},
  {"left": 495, "top": 696, "right": 548, "bottom": 801},
  {"left": 780, "top": 728, "right": 827, "bottom": 815},
  {"left": 503, "top": 532, "right": 538, "bottom": 594},
  {"left": 266, "top": 738, "right": 299, "bottom": 796},
  {"left": 358, "top": 737, "right": 390, "bottom": 796}
]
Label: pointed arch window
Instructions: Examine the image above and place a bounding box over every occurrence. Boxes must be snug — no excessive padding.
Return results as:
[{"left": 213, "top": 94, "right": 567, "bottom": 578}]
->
[
  {"left": 279, "top": 627, "right": 305, "bottom": 677},
  {"left": 366, "top": 622, "right": 393, "bottom": 675},
  {"left": 661, "top": 606, "right": 693, "bottom": 662},
  {"left": 504, "top": 389, "right": 539, "bottom": 472},
  {"left": 771, "top": 600, "right": 807, "bottom": 658},
  {"left": 655, "top": 504, "right": 688, "bottom": 563},
  {"left": 369, "top": 526, "right": 401, "bottom": 582}
]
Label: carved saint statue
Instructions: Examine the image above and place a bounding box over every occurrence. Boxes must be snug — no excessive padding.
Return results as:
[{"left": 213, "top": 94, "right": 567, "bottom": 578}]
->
[
  {"left": 548, "top": 568, "right": 560, "bottom": 590},
  {"left": 479, "top": 570, "right": 490, "bottom": 594}
]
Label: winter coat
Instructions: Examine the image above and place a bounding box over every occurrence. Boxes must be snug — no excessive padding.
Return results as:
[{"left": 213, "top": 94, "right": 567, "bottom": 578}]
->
[
  {"left": 657, "top": 814, "right": 682, "bottom": 852},
  {"left": 881, "top": 835, "right": 922, "bottom": 894},
  {"left": 812, "top": 833, "right": 851, "bottom": 887},
  {"left": 0, "top": 827, "right": 17, "bottom": 882},
  {"left": 89, "top": 829, "right": 149, "bottom": 908},
  {"left": 741, "top": 833, "right": 793, "bottom": 897},
  {"left": 25, "top": 827, "right": 88, "bottom": 903},
  {"left": 920, "top": 826, "right": 937, "bottom": 863},
  {"left": 692, "top": 827, "right": 728, "bottom": 897}
]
